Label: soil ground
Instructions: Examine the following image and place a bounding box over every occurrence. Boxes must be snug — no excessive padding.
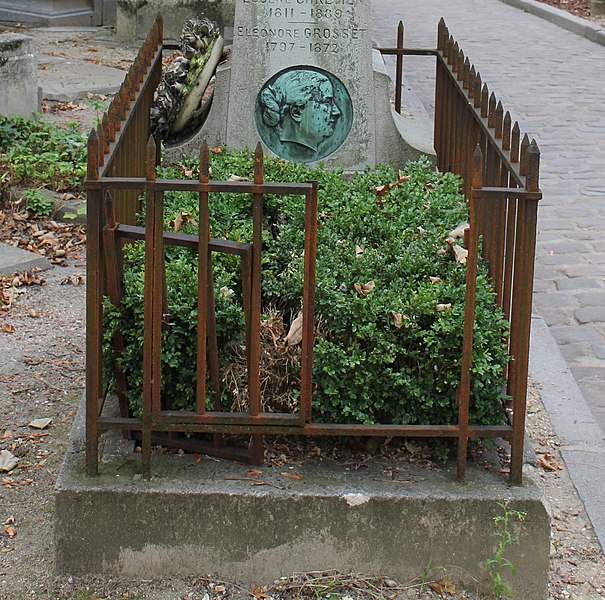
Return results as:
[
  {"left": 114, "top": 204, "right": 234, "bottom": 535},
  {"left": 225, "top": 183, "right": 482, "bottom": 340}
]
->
[{"left": 1, "top": 6, "right": 605, "bottom": 599}]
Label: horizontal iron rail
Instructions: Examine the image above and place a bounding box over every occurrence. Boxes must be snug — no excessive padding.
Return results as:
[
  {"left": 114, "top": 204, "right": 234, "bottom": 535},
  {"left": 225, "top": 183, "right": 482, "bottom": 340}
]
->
[
  {"left": 114, "top": 224, "right": 252, "bottom": 255},
  {"left": 85, "top": 177, "right": 314, "bottom": 195},
  {"left": 473, "top": 187, "right": 542, "bottom": 200},
  {"left": 97, "top": 415, "right": 513, "bottom": 438}
]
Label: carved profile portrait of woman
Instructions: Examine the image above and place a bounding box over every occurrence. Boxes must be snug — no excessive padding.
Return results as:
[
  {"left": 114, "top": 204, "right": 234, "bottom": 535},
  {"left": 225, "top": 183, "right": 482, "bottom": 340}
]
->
[{"left": 255, "top": 67, "right": 352, "bottom": 163}]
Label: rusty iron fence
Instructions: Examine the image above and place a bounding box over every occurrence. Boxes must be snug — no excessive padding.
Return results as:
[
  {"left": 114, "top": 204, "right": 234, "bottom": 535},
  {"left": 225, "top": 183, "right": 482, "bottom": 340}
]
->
[{"left": 85, "top": 15, "right": 540, "bottom": 484}]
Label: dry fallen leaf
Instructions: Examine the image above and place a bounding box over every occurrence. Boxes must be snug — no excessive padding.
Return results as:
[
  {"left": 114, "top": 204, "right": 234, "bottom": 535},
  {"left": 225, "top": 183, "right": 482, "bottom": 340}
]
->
[
  {"left": 539, "top": 453, "right": 561, "bottom": 471},
  {"left": 211, "top": 146, "right": 223, "bottom": 154},
  {"left": 246, "top": 469, "right": 263, "bottom": 476},
  {"left": 436, "top": 303, "right": 452, "bottom": 312},
  {"left": 1, "top": 324, "right": 15, "bottom": 334},
  {"left": 170, "top": 211, "right": 195, "bottom": 232},
  {"left": 449, "top": 222, "right": 469, "bottom": 239},
  {"left": 391, "top": 312, "right": 409, "bottom": 329},
  {"left": 0, "top": 450, "right": 18, "bottom": 472},
  {"left": 2, "top": 525, "right": 16, "bottom": 538},
  {"left": 280, "top": 472, "right": 303, "bottom": 480},
  {"left": 428, "top": 576, "right": 456, "bottom": 596},
  {"left": 285, "top": 310, "right": 303, "bottom": 346},
  {"left": 227, "top": 174, "right": 249, "bottom": 182},
  {"left": 29, "top": 418, "right": 52, "bottom": 430},
  {"left": 451, "top": 244, "right": 468, "bottom": 264},
  {"left": 426, "top": 276, "right": 442, "bottom": 284},
  {"left": 354, "top": 281, "right": 375, "bottom": 297},
  {"left": 355, "top": 245, "right": 365, "bottom": 259}
]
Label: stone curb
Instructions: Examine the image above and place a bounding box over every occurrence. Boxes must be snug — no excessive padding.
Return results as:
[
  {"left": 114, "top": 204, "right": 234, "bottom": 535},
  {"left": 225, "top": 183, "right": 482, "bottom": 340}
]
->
[
  {"left": 529, "top": 314, "right": 605, "bottom": 552},
  {"left": 498, "top": 0, "right": 605, "bottom": 46}
]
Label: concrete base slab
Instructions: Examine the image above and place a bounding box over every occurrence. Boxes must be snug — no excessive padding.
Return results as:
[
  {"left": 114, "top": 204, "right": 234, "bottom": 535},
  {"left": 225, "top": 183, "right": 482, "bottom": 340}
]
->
[
  {"left": 56, "top": 401, "right": 549, "bottom": 598},
  {"left": 0, "top": 242, "right": 49, "bottom": 276}
]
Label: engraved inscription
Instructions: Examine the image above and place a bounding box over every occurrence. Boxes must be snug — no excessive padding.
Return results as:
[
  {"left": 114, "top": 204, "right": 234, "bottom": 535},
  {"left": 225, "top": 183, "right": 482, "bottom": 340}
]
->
[{"left": 236, "top": 0, "right": 367, "bottom": 54}]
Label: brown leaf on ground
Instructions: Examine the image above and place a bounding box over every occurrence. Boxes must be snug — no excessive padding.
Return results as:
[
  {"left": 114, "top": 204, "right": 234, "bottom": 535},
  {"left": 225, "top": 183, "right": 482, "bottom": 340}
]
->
[
  {"left": 539, "top": 453, "right": 561, "bottom": 471},
  {"left": 280, "top": 472, "right": 303, "bottom": 480},
  {"left": 428, "top": 576, "right": 456, "bottom": 595},
  {"left": 0, "top": 450, "right": 19, "bottom": 472},
  {"left": 1, "top": 323, "right": 15, "bottom": 333}
]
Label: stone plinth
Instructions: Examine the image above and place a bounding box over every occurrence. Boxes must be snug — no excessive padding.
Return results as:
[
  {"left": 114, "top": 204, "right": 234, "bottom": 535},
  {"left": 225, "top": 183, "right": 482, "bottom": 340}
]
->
[
  {"left": 0, "top": 33, "right": 39, "bottom": 119},
  {"left": 55, "top": 399, "right": 549, "bottom": 599}
]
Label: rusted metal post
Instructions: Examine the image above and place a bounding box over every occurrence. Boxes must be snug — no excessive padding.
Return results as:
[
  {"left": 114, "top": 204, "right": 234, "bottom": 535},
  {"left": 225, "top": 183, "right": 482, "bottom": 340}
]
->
[
  {"left": 141, "top": 135, "right": 160, "bottom": 475},
  {"left": 456, "top": 145, "right": 482, "bottom": 481},
  {"left": 395, "top": 20, "right": 404, "bottom": 114},
  {"left": 510, "top": 141, "right": 540, "bottom": 485},
  {"left": 85, "top": 129, "right": 102, "bottom": 476},
  {"left": 301, "top": 180, "right": 319, "bottom": 424},
  {"left": 248, "top": 143, "right": 265, "bottom": 461},
  {"left": 196, "top": 142, "right": 210, "bottom": 414}
]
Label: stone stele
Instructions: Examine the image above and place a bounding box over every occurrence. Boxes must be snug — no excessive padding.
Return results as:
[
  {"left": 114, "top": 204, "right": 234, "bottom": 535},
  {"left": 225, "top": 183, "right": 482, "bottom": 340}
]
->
[{"left": 166, "top": 0, "right": 434, "bottom": 170}]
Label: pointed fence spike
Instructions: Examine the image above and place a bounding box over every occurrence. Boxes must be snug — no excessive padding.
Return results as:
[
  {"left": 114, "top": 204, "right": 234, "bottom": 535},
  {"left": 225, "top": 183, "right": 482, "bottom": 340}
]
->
[
  {"left": 87, "top": 129, "right": 100, "bottom": 180},
  {"left": 463, "top": 58, "right": 471, "bottom": 89},
  {"left": 503, "top": 111, "right": 512, "bottom": 151},
  {"left": 510, "top": 121, "right": 520, "bottom": 163},
  {"left": 101, "top": 114, "right": 111, "bottom": 154},
  {"left": 468, "top": 66, "right": 476, "bottom": 98},
  {"left": 457, "top": 48, "right": 464, "bottom": 80},
  {"left": 526, "top": 140, "right": 540, "bottom": 192},
  {"left": 96, "top": 124, "right": 105, "bottom": 167},
  {"left": 157, "top": 13, "right": 164, "bottom": 44},
  {"left": 473, "top": 73, "right": 482, "bottom": 108},
  {"left": 437, "top": 18, "right": 447, "bottom": 50},
  {"left": 145, "top": 136, "right": 157, "bottom": 181},
  {"left": 473, "top": 144, "right": 483, "bottom": 190},
  {"left": 254, "top": 142, "right": 264, "bottom": 185},
  {"left": 199, "top": 141, "right": 210, "bottom": 182},
  {"left": 480, "top": 83, "right": 489, "bottom": 118},
  {"left": 488, "top": 92, "right": 497, "bottom": 128},
  {"left": 495, "top": 101, "right": 503, "bottom": 139},
  {"left": 520, "top": 133, "right": 530, "bottom": 176}
]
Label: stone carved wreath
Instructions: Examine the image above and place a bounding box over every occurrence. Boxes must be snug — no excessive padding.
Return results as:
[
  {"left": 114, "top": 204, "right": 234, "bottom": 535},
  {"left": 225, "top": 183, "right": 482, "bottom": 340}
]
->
[{"left": 150, "top": 17, "right": 224, "bottom": 141}]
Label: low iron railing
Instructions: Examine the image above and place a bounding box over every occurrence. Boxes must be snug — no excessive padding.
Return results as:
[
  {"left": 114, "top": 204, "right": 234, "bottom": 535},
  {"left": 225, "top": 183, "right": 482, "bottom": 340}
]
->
[{"left": 85, "top": 15, "right": 540, "bottom": 484}]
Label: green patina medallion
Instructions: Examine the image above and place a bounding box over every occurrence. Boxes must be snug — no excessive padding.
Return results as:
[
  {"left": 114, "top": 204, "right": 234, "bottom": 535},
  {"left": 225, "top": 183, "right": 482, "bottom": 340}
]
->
[{"left": 255, "top": 66, "right": 353, "bottom": 163}]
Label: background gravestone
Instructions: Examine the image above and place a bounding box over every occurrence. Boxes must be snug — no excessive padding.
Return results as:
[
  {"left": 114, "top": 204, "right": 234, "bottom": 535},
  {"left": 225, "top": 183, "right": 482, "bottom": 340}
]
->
[{"left": 0, "top": 33, "right": 39, "bottom": 119}]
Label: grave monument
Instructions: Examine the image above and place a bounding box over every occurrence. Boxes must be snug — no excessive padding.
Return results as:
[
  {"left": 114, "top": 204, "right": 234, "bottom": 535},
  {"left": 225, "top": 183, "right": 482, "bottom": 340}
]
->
[{"left": 165, "top": 0, "right": 434, "bottom": 169}]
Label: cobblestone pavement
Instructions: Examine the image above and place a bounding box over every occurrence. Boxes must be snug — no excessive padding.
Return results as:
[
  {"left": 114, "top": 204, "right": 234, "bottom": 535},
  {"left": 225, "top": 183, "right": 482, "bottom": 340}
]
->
[{"left": 372, "top": 0, "right": 605, "bottom": 438}]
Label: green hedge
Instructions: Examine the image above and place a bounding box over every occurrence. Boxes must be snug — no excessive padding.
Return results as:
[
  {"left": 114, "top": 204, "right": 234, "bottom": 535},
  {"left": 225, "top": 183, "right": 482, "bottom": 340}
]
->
[{"left": 103, "top": 150, "right": 509, "bottom": 426}]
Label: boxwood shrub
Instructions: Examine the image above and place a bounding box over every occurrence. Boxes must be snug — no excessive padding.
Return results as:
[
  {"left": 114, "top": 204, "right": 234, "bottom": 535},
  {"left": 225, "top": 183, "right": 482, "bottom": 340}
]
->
[{"left": 103, "top": 150, "right": 510, "bottom": 427}]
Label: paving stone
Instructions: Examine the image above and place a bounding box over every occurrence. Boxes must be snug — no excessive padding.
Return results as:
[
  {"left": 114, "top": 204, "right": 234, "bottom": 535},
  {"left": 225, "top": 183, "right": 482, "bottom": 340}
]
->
[
  {"left": 533, "top": 291, "right": 576, "bottom": 310},
  {"left": 575, "top": 307, "right": 605, "bottom": 324},
  {"left": 549, "top": 324, "right": 603, "bottom": 345},
  {"left": 575, "top": 291, "right": 605, "bottom": 306},
  {"left": 541, "top": 240, "right": 594, "bottom": 254},
  {"left": 556, "top": 277, "right": 602, "bottom": 291},
  {"left": 572, "top": 366, "right": 605, "bottom": 382},
  {"left": 559, "top": 341, "right": 601, "bottom": 364},
  {"left": 593, "top": 343, "right": 605, "bottom": 360},
  {"left": 561, "top": 264, "right": 605, "bottom": 278}
]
